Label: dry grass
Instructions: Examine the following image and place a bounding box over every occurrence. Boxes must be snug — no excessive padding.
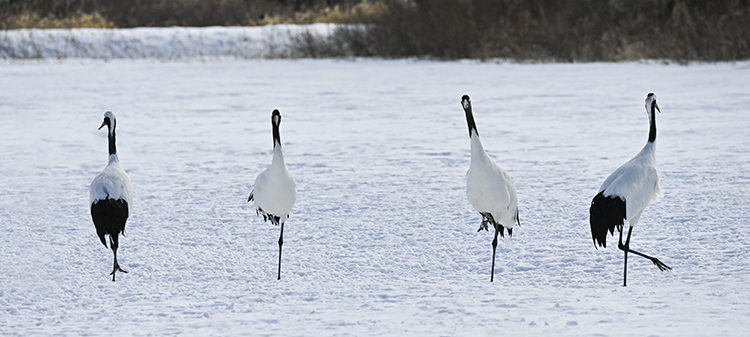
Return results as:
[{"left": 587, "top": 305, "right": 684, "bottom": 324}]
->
[
  {"left": 295, "top": 0, "right": 750, "bottom": 62},
  {"left": 2, "top": 12, "right": 115, "bottom": 29},
  {"left": 0, "top": 0, "right": 380, "bottom": 29},
  {"left": 253, "top": 2, "right": 387, "bottom": 25},
  {"left": 2, "top": 0, "right": 748, "bottom": 62}
]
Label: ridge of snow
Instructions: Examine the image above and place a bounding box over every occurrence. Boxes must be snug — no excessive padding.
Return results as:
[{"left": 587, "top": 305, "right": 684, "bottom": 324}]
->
[{"left": 0, "top": 24, "right": 337, "bottom": 60}]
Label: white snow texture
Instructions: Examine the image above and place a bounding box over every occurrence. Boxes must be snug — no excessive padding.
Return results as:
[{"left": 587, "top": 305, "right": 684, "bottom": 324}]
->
[
  {"left": 1, "top": 32, "right": 750, "bottom": 335},
  {"left": 0, "top": 24, "right": 336, "bottom": 60}
]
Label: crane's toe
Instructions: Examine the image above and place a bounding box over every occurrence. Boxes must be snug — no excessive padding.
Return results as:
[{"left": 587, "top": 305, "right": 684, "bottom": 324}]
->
[
  {"left": 651, "top": 258, "right": 671, "bottom": 271},
  {"left": 110, "top": 264, "right": 128, "bottom": 275}
]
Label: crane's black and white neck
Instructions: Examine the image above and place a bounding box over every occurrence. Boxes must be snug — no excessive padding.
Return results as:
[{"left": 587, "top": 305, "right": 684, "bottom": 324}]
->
[
  {"left": 589, "top": 93, "right": 670, "bottom": 287},
  {"left": 646, "top": 92, "right": 659, "bottom": 143},
  {"left": 463, "top": 94, "right": 479, "bottom": 138},
  {"left": 248, "top": 109, "right": 297, "bottom": 280},
  {"left": 272, "top": 109, "right": 282, "bottom": 148},
  {"left": 89, "top": 111, "right": 133, "bottom": 282},
  {"left": 462, "top": 94, "right": 520, "bottom": 283}
]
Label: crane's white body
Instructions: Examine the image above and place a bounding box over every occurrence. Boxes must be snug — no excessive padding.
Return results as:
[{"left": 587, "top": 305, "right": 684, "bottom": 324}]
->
[
  {"left": 89, "top": 154, "right": 134, "bottom": 207},
  {"left": 249, "top": 109, "right": 297, "bottom": 280},
  {"left": 252, "top": 144, "right": 297, "bottom": 223},
  {"left": 462, "top": 94, "right": 518, "bottom": 283},
  {"left": 89, "top": 110, "right": 132, "bottom": 281},
  {"left": 466, "top": 134, "right": 518, "bottom": 229},
  {"left": 598, "top": 141, "right": 661, "bottom": 227},
  {"left": 589, "top": 93, "right": 670, "bottom": 286}
]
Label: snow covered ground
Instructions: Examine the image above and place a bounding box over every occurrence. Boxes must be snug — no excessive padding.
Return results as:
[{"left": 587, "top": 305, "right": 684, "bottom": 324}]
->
[
  {"left": 1, "top": 57, "right": 749, "bottom": 335},
  {"left": 0, "top": 24, "right": 336, "bottom": 60}
]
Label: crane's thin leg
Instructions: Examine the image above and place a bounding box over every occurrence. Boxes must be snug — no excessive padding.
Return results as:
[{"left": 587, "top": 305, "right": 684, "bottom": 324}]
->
[
  {"left": 626, "top": 249, "right": 671, "bottom": 271},
  {"left": 277, "top": 222, "right": 284, "bottom": 280},
  {"left": 619, "top": 226, "right": 632, "bottom": 287},
  {"left": 110, "top": 235, "right": 128, "bottom": 282},
  {"left": 617, "top": 226, "right": 672, "bottom": 274},
  {"left": 490, "top": 226, "right": 500, "bottom": 283}
]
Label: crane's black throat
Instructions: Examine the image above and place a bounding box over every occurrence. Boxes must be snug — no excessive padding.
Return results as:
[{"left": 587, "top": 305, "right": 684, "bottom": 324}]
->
[
  {"left": 100, "top": 115, "right": 117, "bottom": 155},
  {"left": 462, "top": 99, "right": 478, "bottom": 137},
  {"left": 108, "top": 131, "right": 117, "bottom": 155},
  {"left": 648, "top": 100, "right": 657, "bottom": 143},
  {"left": 271, "top": 109, "right": 281, "bottom": 147}
]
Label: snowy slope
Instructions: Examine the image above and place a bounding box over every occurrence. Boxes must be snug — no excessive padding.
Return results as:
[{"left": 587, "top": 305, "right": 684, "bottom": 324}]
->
[
  {"left": 0, "top": 24, "right": 336, "bottom": 60},
  {"left": 0, "top": 59, "right": 749, "bottom": 336}
]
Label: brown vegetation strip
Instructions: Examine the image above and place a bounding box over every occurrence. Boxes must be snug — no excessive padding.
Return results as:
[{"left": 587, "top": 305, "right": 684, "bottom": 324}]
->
[{"left": 2, "top": 0, "right": 749, "bottom": 62}]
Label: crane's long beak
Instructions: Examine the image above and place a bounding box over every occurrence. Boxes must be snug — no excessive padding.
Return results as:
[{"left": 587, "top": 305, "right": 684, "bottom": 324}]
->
[
  {"left": 655, "top": 102, "right": 661, "bottom": 113},
  {"left": 98, "top": 120, "right": 107, "bottom": 130}
]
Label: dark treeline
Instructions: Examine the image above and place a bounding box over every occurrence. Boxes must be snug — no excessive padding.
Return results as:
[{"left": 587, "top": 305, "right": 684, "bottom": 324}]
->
[
  {"left": 298, "top": 0, "right": 750, "bottom": 62},
  {"left": 3, "top": 0, "right": 749, "bottom": 62}
]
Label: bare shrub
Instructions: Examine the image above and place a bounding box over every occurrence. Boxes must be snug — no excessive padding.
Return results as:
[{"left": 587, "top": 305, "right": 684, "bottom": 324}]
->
[
  {"left": 3, "top": 0, "right": 748, "bottom": 61},
  {"left": 293, "top": 0, "right": 750, "bottom": 62},
  {"left": 257, "top": 2, "right": 386, "bottom": 25}
]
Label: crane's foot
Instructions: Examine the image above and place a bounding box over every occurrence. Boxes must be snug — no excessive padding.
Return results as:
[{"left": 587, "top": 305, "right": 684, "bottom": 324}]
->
[
  {"left": 650, "top": 258, "right": 671, "bottom": 271},
  {"left": 110, "top": 264, "right": 128, "bottom": 281},
  {"left": 478, "top": 214, "right": 493, "bottom": 232}
]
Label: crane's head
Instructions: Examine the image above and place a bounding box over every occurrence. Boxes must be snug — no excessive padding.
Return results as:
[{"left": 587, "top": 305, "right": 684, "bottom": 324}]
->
[
  {"left": 461, "top": 94, "right": 471, "bottom": 110},
  {"left": 98, "top": 111, "right": 116, "bottom": 135},
  {"left": 645, "top": 93, "right": 660, "bottom": 114},
  {"left": 271, "top": 109, "right": 281, "bottom": 127}
]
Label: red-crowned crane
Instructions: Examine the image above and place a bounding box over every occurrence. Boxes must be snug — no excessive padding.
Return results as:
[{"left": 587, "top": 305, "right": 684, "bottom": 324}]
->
[
  {"left": 462, "top": 95, "right": 520, "bottom": 283},
  {"left": 590, "top": 93, "right": 672, "bottom": 287},
  {"left": 89, "top": 111, "right": 133, "bottom": 282},
  {"left": 248, "top": 109, "right": 297, "bottom": 280}
]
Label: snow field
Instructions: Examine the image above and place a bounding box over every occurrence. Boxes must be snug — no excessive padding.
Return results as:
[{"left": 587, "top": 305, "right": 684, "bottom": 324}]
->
[
  {"left": 0, "top": 59, "right": 749, "bottom": 335},
  {"left": 0, "top": 24, "right": 336, "bottom": 60}
]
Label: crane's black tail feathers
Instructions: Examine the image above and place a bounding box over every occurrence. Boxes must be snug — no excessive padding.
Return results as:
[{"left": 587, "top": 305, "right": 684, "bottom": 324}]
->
[
  {"left": 255, "top": 206, "right": 283, "bottom": 226},
  {"left": 589, "top": 192, "right": 625, "bottom": 249},
  {"left": 249, "top": 190, "right": 282, "bottom": 225},
  {"left": 515, "top": 209, "right": 520, "bottom": 227},
  {"left": 90, "top": 198, "right": 129, "bottom": 248}
]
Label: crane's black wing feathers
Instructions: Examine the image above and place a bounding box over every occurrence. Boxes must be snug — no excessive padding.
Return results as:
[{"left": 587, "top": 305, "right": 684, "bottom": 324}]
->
[
  {"left": 91, "top": 198, "right": 129, "bottom": 247},
  {"left": 589, "top": 192, "right": 625, "bottom": 248}
]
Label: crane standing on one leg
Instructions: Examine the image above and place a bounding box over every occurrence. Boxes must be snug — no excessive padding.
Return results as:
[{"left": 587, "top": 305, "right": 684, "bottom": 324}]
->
[
  {"left": 462, "top": 95, "right": 520, "bottom": 283},
  {"left": 249, "top": 109, "right": 297, "bottom": 280},
  {"left": 90, "top": 111, "right": 133, "bottom": 282},
  {"left": 590, "top": 93, "right": 672, "bottom": 287}
]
